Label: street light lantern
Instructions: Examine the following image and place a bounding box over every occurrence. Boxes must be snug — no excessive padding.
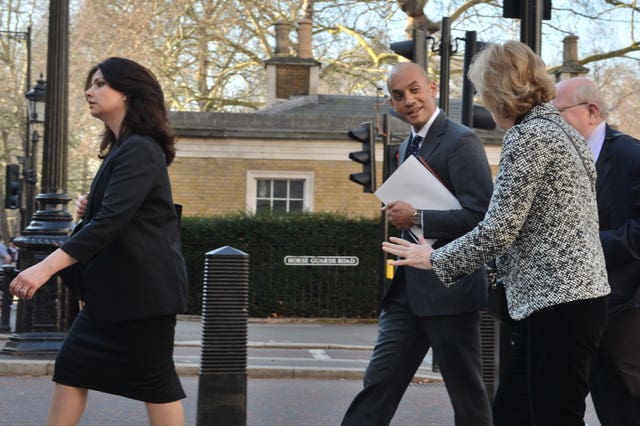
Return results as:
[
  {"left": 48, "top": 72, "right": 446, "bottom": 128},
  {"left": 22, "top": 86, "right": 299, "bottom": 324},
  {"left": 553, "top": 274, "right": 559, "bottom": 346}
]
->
[{"left": 25, "top": 76, "right": 46, "bottom": 124}]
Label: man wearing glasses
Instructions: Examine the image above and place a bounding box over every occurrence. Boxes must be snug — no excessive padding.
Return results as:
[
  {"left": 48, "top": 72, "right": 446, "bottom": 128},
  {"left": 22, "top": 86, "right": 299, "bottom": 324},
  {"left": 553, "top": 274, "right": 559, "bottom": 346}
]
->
[{"left": 554, "top": 77, "right": 640, "bottom": 426}]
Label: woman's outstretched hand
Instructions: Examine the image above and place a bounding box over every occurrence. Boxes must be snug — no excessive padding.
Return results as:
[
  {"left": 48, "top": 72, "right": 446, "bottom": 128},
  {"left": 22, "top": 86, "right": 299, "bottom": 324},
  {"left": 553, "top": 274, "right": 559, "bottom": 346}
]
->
[
  {"left": 9, "top": 262, "right": 55, "bottom": 300},
  {"left": 8, "top": 249, "right": 77, "bottom": 300},
  {"left": 382, "top": 236, "right": 434, "bottom": 270}
]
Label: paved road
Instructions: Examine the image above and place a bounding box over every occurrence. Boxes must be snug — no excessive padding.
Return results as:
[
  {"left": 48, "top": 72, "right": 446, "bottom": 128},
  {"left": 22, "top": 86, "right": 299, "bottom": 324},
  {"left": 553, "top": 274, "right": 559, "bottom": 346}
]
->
[
  {"left": 0, "top": 375, "right": 601, "bottom": 426},
  {"left": 0, "top": 315, "right": 436, "bottom": 379},
  {"left": 0, "top": 313, "right": 601, "bottom": 425},
  {"left": 181, "top": 319, "right": 380, "bottom": 347}
]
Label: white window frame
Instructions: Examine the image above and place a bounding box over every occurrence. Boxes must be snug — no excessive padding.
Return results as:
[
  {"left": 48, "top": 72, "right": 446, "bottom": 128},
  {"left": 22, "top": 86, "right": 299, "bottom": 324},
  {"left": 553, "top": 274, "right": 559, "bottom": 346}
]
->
[{"left": 246, "top": 170, "right": 314, "bottom": 214}]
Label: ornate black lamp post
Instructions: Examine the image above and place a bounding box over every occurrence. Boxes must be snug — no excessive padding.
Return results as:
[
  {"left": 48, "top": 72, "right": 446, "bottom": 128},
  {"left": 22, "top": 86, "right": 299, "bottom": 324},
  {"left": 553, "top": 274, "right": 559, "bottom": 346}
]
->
[
  {"left": 2, "top": 0, "right": 75, "bottom": 355},
  {"left": 23, "top": 76, "right": 47, "bottom": 226}
]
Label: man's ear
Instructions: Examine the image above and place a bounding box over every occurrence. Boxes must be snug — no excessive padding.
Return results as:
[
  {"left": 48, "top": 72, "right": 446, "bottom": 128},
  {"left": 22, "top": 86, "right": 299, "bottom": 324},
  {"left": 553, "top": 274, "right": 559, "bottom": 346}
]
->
[{"left": 587, "top": 103, "right": 601, "bottom": 122}]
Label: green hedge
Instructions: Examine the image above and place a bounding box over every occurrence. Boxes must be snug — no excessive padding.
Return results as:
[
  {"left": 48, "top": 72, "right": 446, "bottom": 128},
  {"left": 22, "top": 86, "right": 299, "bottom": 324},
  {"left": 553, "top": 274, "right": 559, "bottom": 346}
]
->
[{"left": 180, "top": 212, "right": 384, "bottom": 318}]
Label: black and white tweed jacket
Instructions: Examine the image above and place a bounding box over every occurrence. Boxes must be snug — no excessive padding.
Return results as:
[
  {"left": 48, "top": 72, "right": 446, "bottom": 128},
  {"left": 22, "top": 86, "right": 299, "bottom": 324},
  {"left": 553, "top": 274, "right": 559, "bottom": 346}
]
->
[{"left": 431, "top": 103, "right": 610, "bottom": 320}]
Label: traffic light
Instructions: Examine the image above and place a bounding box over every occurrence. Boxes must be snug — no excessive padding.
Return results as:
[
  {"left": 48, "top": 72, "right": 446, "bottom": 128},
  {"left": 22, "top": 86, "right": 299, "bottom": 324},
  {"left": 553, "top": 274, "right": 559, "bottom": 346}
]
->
[
  {"left": 503, "top": 0, "right": 552, "bottom": 53},
  {"left": 503, "top": 0, "right": 551, "bottom": 20},
  {"left": 5, "top": 164, "right": 21, "bottom": 210},
  {"left": 390, "top": 28, "right": 429, "bottom": 70},
  {"left": 348, "top": 122, "right": 376, "bottom": 193}
]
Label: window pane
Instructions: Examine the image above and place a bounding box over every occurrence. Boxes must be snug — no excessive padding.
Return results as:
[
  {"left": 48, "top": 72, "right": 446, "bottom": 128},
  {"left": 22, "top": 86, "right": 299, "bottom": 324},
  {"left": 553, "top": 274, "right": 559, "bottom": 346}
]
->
[
  {"left": 252, "top": 175, "right": 308, "bottom": 214},
  {"left": 289, "top": 200, "right": 303, "bottom": 211},
  {"left": 257, "top": 179, "right": 271, "bottom": 198},
  {"left": 273, "top": 180, "right": 287, "bottom": 198},
  {"left": 256, "top": 200, "right": 270, "bottom": 211},
  {"left": 273, "top": 200, "right": 287, "bottom": 212},
  {"left": 290, "top": 180, "right": 304, "bottom": 198}
]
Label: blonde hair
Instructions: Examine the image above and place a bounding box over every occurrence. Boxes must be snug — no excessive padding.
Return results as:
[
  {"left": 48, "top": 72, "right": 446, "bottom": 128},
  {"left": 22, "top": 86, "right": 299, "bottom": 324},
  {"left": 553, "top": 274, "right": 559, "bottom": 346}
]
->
[{"left": 468, "top": 41, "right": 555, "bottom": 119}]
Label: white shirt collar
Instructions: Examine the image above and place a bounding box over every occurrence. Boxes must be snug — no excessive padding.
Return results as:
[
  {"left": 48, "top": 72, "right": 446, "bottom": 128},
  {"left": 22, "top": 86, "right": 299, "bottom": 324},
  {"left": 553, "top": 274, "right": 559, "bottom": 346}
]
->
[
  {"left": 586, "top": 121, "right": 606, "bottom": 161},
  {"left": 412, "top": 108, "right": 441, "bottom": 140}
]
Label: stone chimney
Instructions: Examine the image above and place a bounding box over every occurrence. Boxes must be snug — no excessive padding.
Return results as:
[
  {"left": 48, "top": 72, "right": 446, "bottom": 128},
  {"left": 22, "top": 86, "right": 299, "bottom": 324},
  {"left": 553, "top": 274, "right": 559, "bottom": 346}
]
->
[
  {"left": 297, "top": 19, "right": 313, "bottom": 59},
  {"left": 274, "top": 21, "right": 290, "bottom": 56},
  {"left": 554, "top": 35, "right": 589, "bottom": 82},
  {"left": 265, "top": 20, "right": 321, "bottom": 107}
]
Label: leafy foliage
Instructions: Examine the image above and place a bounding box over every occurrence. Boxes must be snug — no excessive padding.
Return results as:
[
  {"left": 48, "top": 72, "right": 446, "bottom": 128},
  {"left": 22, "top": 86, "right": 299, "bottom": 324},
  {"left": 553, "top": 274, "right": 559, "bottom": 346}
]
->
[
  {"left": 180, "top": 212, "right": 383, "bottom": 318},
  {"left": 4, "top": 0, "right": 640, "bottom": 237}
]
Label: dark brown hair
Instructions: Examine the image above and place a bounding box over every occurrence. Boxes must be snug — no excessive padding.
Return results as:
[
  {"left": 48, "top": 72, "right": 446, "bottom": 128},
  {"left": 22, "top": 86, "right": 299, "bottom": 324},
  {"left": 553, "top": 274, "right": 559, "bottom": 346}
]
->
[{"left": 85, "top": 57, "right": 176, "bottom": 165}]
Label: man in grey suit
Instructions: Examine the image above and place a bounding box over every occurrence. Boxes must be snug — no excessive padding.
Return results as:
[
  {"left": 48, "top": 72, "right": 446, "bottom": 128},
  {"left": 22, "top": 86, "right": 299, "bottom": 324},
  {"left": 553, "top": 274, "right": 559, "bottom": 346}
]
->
[
  {"left": 341, "top": 62, "right": 493, "bottom": 425},
  {"left": 555, "top": 77, "right": 640, "bottom": 426}
]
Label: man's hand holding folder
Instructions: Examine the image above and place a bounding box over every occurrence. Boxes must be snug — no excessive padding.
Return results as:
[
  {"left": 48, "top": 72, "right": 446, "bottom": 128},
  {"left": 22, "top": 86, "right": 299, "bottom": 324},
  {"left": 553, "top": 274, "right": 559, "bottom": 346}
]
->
[{"left": 375, "top": 155, "right": 462, "bottom": 244}]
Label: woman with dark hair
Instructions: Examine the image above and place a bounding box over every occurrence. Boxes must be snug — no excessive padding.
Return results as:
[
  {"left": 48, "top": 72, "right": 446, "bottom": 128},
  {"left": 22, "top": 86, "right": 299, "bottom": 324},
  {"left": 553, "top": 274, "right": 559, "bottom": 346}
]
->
[
  {"left": 85, "top": 57, "right": 177, "bottom": 164},
  {"left": 382, "top": 41, "right": 610, "bottom": 425},
  {"left": 9, "top": 57, "right": 188, "bottom": 425}
]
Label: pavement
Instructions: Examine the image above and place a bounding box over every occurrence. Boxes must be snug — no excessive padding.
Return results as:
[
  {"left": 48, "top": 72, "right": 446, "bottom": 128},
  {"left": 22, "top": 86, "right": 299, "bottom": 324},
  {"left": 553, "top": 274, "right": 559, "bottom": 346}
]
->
[
  {"left": 0, "top": 308, "right": 603, "bottom": 425},
  {"left": 0, "top": 309, "right": 440, "bottom": 381}
]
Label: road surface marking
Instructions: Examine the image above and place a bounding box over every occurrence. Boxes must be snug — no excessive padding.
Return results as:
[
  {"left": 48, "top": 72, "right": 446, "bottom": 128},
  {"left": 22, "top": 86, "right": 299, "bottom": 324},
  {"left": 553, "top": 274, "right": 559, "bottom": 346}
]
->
[{"left": 309, "top": 349, "right": 331, "bottom": 360}]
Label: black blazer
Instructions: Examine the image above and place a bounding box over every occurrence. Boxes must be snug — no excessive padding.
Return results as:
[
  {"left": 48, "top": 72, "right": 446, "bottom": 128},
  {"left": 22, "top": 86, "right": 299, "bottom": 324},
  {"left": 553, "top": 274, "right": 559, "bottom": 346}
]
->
[
  {"left": 384, "top": 112, "right": 494, "bottom": 316},
  {"left": 62, "top": 134, "right": 188, "bottom": 323},
  {"left": 596, "top": 125, "right": 640, "bottom": 311}
]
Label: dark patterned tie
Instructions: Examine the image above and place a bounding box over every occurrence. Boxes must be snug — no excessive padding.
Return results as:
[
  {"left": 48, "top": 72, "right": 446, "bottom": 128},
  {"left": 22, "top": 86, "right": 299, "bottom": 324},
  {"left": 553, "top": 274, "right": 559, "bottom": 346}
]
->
[{"left": 410, "top": 135, "right": 423, "bottom": 157}]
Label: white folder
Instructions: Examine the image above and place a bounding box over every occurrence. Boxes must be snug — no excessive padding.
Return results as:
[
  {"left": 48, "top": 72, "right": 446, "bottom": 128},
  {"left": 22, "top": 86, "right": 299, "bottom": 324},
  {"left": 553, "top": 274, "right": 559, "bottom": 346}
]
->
[{"left": 375, "top": 155, "right": 461, "bottom": 244}]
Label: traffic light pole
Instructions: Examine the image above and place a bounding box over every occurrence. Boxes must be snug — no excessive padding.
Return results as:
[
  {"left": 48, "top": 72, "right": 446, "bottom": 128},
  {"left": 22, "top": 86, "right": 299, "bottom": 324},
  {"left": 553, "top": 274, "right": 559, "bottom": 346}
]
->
[
  {"left": 503, "top": 0, "right": 550, "bottom": 55},
  {"left": 461, "top": 31, "right": 477, "bottom": 128},
  {"left": 413, "top": 29, "right": 428, "bottom": 72},
  {"left": 438, "top": 17, "right": 452, "bottom": 115},
  {"left": 520, "top": 0, "right": 544, "bottom": 54},
  {"left": 379, "top": 114, "right": 394, "bottom": 312}
]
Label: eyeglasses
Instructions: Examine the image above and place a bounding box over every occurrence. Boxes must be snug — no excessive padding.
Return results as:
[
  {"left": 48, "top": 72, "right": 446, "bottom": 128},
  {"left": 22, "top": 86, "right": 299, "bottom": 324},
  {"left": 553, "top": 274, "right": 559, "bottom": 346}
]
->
[{"left": 555, "top": 101, "right": 589, "bottom": 113}]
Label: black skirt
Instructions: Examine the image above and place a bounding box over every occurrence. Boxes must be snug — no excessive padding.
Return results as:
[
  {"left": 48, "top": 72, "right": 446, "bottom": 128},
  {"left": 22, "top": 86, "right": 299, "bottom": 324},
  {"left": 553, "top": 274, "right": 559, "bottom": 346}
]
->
[{"left": 53, "top": 310, "right": 185, "bottom": 403}]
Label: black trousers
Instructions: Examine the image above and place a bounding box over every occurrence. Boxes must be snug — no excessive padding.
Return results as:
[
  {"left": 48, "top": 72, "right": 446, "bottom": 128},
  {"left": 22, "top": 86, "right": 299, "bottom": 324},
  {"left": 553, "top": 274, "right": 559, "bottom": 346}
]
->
[
  {"left": 492, "top": 296, "right": 608, "bottom": 426},
  {"left": 590, "top": 307, "right": 640, "bottom": 426},
  {"left": 341, "top": 278, "right": 492, "bottom": 426}
]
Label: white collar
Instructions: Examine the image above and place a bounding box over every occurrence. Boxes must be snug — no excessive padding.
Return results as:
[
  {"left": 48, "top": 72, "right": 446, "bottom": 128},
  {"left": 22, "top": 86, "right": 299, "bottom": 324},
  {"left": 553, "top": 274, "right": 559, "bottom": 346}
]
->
[{"left": 412, "top": 108, "right": 441, "bottom": 139}]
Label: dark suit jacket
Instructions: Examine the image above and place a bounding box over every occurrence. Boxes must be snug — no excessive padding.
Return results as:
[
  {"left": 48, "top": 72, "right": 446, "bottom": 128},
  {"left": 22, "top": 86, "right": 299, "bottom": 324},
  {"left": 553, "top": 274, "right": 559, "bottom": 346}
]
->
[
  {"left": 62, "top": 134, "right": 188, "bottom": 323},
  {"left": 596, "top": 125, "right": 640, "bottom": 311},
  {"left": 384, "top": 112, "right": 494, "bottom": 316}
]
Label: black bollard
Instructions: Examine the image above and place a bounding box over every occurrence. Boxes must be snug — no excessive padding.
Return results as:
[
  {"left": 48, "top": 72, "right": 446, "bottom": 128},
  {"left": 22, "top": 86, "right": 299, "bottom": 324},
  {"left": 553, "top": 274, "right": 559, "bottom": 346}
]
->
[
  {"left": 479, "top": 310, "right": 501, "bottom": 398},
  {"left": 0, "top": 265, "right": 18, "bottom": 333},
  {"left": 197, "top": 246, "right": 249, "bottom": 426}
]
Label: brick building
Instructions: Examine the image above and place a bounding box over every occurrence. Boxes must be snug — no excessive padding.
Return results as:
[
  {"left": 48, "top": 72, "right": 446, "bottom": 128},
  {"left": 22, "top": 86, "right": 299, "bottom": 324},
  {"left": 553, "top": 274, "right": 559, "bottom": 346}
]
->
[
  {"left": 167, "top": 20, "right": 503, "bottom": 218},
  {"left": 168, "top": 97, "right": 502, "bottom": 218}
]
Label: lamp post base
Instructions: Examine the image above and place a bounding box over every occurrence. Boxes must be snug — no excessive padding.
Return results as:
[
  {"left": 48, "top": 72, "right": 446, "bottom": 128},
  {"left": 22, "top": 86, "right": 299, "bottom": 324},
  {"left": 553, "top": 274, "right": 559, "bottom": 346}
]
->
[
  {"left": 3, "top": 192, "right": 75, "bottom": 356},
  {"left": 1, "top": 331, "right": 66, "bottom": 355}
]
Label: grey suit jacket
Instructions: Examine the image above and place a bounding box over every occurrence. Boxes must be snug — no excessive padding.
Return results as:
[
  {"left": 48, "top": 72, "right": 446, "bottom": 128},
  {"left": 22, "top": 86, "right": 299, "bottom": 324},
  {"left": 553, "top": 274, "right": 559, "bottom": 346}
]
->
[
  {"left": 62, "top": 134, "right": 188, "bottom": 323},
  {"left": 384, "top": 111, "right": 494, "bottom": 316},
  {"left": 431, "top": 103, "right": 610, "bottom": 320}
]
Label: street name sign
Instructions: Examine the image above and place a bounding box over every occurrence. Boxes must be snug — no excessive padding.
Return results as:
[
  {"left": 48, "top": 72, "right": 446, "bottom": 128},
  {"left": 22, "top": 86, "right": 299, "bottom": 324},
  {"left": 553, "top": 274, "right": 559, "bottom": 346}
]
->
[{"left": 284, "top": 256, "right": 359, "bottom": 266}]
